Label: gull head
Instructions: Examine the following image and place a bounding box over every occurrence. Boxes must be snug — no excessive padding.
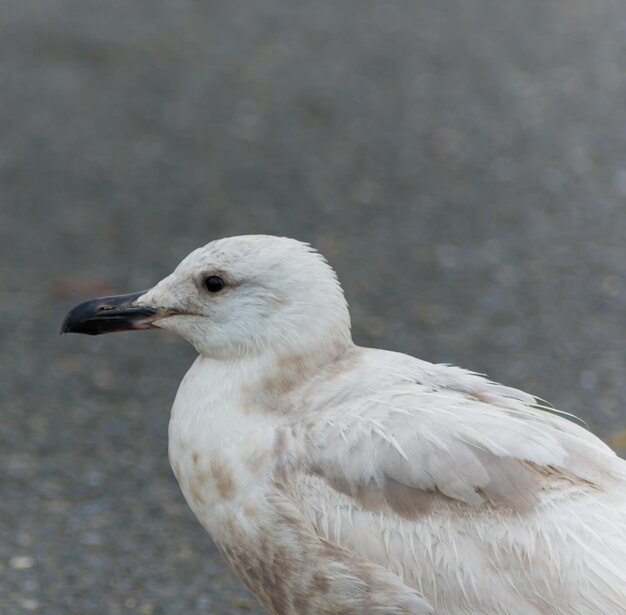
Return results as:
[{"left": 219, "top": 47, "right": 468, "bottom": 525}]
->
[{"left": 61, "top": 235, "right": 352, "bottom": 359}]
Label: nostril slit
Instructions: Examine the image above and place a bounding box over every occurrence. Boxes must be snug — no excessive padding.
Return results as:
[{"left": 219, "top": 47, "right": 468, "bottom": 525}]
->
[{"left": 98, "top": 305, "right": 115, "bottom": 311}]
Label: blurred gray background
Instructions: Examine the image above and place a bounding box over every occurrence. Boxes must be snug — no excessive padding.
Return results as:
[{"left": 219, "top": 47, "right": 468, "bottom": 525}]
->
[{"left": 2, "top": 1, "right": 626, "bottom": 613}]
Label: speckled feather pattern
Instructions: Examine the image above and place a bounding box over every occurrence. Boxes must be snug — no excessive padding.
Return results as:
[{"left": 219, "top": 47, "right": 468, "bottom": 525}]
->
[{"left": 135, "top": 236, "right": 626, "bottom": 615}]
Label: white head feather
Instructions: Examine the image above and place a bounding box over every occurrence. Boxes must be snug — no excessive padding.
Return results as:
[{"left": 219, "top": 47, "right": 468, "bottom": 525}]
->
[{"left": 136, "top": 235, "right": 352, "bottom": 359}]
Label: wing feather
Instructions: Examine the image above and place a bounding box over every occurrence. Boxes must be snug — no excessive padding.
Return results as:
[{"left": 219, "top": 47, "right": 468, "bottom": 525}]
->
[
  {"left": 276, "top": 348, "right": 626, "bottom": 612},
  {"left": 295, "top": 349, "right": 625, "bottom": 513}
]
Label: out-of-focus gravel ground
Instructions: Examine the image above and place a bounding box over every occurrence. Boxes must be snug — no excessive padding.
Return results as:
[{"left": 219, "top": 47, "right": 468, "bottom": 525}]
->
[{"left": 2, "top": 1, "right": 626, "bottom": 613}]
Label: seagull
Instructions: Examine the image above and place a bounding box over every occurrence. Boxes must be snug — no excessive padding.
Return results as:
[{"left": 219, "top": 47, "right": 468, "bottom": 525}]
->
[{"left": 61, "top": 235, "right": 626, "bottom": 615}]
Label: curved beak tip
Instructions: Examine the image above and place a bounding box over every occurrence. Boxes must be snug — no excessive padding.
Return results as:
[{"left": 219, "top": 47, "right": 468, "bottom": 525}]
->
[{"left": 60, "top": 290, "right": 158, "bottom": 336}]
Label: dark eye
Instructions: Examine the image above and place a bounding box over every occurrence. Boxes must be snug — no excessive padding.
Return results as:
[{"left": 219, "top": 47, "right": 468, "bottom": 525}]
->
[{"left": 204, "top": 276, "right": 225, "bottom": 293}]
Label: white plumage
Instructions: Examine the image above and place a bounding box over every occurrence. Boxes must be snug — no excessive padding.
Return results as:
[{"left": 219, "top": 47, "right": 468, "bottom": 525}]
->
[{"left": 71, "top": 235, "right": 626, "bottom": 614}]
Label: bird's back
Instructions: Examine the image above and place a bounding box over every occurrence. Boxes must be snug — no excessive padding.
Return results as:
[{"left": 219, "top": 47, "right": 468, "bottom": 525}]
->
[{"left": 277, "top": 347, "right": 626, "bottom": 614}]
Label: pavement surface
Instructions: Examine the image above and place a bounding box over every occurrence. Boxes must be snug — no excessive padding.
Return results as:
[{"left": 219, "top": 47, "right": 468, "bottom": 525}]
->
[{"left": 2, "top": 1, "right": 626, "bottom": 613}]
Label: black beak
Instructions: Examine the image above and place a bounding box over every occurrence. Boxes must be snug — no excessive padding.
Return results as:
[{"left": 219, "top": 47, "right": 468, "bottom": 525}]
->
[{"left": 60, "top": 291, "right": 160, "bottom": 336}]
